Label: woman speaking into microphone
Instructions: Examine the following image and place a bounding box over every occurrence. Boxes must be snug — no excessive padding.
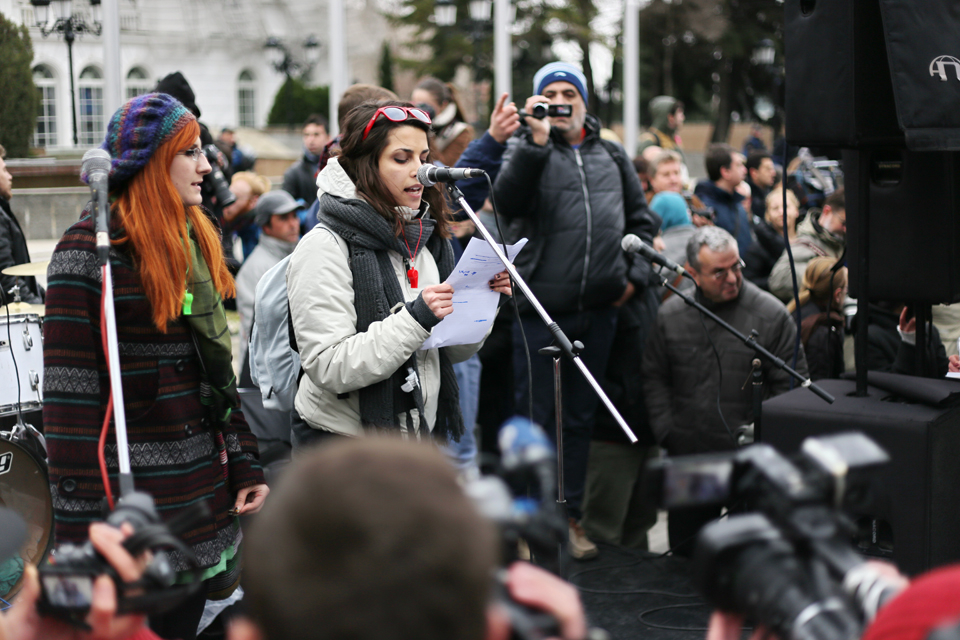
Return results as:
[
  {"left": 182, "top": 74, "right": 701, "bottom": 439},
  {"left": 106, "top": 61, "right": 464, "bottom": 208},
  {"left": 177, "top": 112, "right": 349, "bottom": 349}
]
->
[
  {"left": 287, "top": 101, "right": 511, "bottom": 446},
  {"left": 43, "top": 93, "right": 267, "bottom": 640}
]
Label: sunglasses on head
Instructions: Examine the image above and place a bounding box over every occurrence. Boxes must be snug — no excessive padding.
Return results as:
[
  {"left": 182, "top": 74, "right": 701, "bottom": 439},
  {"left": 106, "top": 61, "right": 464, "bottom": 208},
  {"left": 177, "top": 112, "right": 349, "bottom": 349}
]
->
[{"left": 362, "top": 106, "right": 432, "bottom": 141}]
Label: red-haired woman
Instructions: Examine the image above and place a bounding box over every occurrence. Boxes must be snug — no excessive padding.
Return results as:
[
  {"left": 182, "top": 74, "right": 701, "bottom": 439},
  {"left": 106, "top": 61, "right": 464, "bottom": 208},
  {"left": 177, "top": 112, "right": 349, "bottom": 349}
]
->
[{"left": 43, "top": 93, "right": 267, "bottom": 640}]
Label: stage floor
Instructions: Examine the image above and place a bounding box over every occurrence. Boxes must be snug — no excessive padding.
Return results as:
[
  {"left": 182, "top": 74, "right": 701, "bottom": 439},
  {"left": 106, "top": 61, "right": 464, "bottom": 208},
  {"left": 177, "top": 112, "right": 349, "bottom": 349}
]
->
[{"left": 570, "top": 544, "right": 711, "bottom": 640}]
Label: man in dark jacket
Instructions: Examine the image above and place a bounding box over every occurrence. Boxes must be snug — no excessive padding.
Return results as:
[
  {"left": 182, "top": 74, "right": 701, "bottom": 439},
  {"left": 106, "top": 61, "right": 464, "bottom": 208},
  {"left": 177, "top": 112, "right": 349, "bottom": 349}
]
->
[
  {"left": 283, "top": 114, "right": 329, "bottom": 206},
  {"left": 0, "top": 145, "right": 42, "bottom": 304},
  {"left": 641, "top": 226, "right": 807, "bottom": 554},
  {"left": 744, "top": 150, "right": 777, "bottom": 218},
  {"left": 493, "top": 61, "right": 660, "bottom": 560},
  {"left": 695, "top": 143, "right": 753, "bottom": 252}
]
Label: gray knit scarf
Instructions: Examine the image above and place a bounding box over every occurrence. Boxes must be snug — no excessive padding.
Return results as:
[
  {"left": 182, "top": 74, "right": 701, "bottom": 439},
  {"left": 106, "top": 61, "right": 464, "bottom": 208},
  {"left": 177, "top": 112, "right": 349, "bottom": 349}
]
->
[{"left": 317, "top": 193, "right": 464, "bottom": 442}]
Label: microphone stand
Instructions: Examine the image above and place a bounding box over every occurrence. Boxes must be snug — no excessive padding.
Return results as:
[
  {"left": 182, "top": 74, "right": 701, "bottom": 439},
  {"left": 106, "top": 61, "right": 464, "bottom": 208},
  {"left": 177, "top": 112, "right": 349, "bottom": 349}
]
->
[
  {"left": 443, "top": 183, "right": 638, "bottom": 446},
  {"left": 650, "top": 269, "right": 835, "bottom": 442},
  {"left": 93, "top": 181, "right": 135, "bottom": 497}
]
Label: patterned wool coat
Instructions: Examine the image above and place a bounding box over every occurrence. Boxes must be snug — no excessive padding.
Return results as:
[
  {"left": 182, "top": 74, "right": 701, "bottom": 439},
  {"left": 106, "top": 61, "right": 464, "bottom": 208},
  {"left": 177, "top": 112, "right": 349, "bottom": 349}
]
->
[{"left": 42, "top": 214, "right": 264, "bottom": 572}]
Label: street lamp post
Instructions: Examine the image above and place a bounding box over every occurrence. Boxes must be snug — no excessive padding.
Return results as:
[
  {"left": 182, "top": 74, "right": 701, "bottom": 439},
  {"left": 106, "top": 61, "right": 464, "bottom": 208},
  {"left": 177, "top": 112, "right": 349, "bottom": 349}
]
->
[
  {"left": 433, "top": 0, "right": 492, "bottom": 131},
  {"left": 468, "top": 0, "right": 492, "bottom": 130},
  {"left": 31, "top": 0, "right": 103, "bottom": 147},
  {"left": 265, "top": 36, "right": 320, "bottom": 127}
]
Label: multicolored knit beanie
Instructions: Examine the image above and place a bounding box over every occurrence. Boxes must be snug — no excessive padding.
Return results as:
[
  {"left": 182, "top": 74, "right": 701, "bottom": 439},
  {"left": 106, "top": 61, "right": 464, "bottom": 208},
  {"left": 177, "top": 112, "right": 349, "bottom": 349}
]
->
[{"left": 87, "top": 92, "right": 195, "bottom": 190}]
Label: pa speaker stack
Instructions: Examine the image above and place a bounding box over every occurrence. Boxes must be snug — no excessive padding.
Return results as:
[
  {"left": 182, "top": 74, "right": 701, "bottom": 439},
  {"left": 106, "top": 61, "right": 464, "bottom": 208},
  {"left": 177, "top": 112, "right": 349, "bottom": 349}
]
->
[
  {"left": 785, "top": 0, "right": 960, "bottom": 303},
  {"left": 766, "top": 1, "right": 960, "bottom": 577}
]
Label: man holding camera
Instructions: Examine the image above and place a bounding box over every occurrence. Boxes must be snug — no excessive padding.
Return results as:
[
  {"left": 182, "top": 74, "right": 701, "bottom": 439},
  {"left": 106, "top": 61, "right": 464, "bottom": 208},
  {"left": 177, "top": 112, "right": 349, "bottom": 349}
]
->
[{"left": 493, "top": 61, "right": 660, "bottom": 560}]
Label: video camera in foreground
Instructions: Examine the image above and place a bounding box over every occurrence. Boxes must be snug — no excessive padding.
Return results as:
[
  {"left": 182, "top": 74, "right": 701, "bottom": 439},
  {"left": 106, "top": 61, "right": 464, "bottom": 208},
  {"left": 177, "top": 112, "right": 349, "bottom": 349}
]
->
[
  {"left": 37, "top": 491, "right": 207, "bottom": 629},
  {"left": 647, "top": 432, "right": 904, "bottom": 640},
  {"left": 468, "top": 416, "right": 608, "bottom": 640}
]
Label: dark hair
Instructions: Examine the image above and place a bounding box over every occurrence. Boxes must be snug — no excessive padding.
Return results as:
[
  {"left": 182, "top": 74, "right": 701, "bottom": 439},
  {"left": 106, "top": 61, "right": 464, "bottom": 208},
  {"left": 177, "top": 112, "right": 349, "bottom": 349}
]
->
[
  {"left": 414, "top": 77, "right": 468, "bottom": 124},
  {"left": 304, "top": 113, "right": 328, "bottom": 130},
  {"left": 632, "top": 155, "right": 648, "bottom": 176},
  {"left": 746, "top": 149, "right": 772, "bottom": 173},
  {"left": 705, "top": 143, "right": 736, "bottom": 182},
  {"left": 669, "top": 100, "right": 685, "bottom": 116},
  {"left": 243, "top": 438, "right": 498, "bottom": 640},
  {"left": 824, "top": 187, "right": 845, "bottom": 211},
  {"left": 338, "top": 84, "right": 399, "bottom": 130},
  {"left": 338, "top": 100, "right": 452, "bottom": 238}
]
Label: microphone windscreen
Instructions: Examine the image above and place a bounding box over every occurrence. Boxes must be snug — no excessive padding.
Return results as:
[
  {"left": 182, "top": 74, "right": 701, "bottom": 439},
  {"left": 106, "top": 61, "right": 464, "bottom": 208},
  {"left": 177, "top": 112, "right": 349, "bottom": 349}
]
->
[
  {"left": 416, "top": 164, "right": 436, "bottom": 187},
  {"left": 81, "top": 148, "right": 112, "bottom": 176},
  {"left": 621, "top": 233, "right": 643, "bottom": 253}
]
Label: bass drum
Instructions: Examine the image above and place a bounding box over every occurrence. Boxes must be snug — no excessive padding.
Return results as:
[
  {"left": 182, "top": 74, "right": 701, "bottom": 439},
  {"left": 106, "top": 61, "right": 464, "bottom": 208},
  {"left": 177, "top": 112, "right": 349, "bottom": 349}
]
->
[
  {"left": 0, "top": 313, "right": 44, "bottom": 416},
  {"left": 0, "top": 429, "right": 52, "bottom": 601}
]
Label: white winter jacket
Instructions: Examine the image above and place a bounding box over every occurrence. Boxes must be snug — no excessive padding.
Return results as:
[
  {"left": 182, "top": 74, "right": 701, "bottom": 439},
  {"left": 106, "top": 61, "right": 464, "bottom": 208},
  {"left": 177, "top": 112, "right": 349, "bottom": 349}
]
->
[{"left": 286, "top": 158, "right": 487, "bottom": 437}]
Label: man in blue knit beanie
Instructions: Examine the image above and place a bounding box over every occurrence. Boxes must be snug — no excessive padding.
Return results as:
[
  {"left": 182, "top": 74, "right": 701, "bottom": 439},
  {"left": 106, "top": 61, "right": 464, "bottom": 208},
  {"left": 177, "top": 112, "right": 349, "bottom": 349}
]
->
[{"left": 492, "top": 62, "right": 661, "bottom": 560}]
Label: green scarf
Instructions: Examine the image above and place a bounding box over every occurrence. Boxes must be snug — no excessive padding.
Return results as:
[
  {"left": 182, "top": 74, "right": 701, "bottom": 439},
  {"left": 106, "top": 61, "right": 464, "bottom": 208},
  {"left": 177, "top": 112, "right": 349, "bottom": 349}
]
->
[{"left": 183, "top": 231, "right": 237, "bottom": 429}]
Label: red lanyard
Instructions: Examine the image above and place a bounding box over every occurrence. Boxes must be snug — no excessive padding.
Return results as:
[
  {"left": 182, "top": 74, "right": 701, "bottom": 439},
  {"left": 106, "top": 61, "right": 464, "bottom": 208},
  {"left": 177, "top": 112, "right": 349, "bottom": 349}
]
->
[{"left": 402, "top": 218, "right": 423, "bottom": 288}]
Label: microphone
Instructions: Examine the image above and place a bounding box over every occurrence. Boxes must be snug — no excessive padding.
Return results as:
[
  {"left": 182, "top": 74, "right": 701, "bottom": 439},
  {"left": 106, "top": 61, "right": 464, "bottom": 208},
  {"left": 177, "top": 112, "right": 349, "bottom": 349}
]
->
[
  {"left": 621, "top": 233, "right": 694, "bottom": 280},
  {"left": 498, "top": 415, "right": 554, "bottom": 472},
  {"left": 82, "top": 149, "right": 112, "bottom": 265},
  {"left": 417, "top": 164, "right": 487, "bottom": 187}
]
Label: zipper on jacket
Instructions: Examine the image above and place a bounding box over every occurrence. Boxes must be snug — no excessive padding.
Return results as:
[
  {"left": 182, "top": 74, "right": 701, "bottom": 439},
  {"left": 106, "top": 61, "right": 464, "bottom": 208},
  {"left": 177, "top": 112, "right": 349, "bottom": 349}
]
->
[{"left": 574, "top": 148, "right": 592, "bottom": 312}]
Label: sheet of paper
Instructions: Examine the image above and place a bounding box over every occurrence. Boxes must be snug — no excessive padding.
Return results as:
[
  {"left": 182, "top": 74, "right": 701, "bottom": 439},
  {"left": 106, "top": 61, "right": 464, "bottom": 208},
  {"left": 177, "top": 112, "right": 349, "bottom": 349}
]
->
[{"left": 420, "top": 237, "right": 528, "bottom": 350}]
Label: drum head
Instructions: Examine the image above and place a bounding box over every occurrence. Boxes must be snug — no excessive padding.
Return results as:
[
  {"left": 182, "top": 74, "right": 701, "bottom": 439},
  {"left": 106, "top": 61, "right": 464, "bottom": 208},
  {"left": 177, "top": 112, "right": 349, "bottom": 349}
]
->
[{"left": 0, "top": 435, "right": 52, "bottom": 600}]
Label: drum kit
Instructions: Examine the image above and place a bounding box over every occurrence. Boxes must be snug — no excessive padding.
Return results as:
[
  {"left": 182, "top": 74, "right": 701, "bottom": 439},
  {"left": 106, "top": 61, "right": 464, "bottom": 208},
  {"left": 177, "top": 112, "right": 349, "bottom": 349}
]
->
[{"left": 1, "top": 260, "right": 52, "bottom": 604}]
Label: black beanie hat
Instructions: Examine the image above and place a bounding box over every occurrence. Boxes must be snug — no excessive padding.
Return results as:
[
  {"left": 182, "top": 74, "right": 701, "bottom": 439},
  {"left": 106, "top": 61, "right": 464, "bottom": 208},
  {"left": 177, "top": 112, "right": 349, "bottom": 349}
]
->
[{"left": 154, "top": 71, "right": 201, "bottom": 118}]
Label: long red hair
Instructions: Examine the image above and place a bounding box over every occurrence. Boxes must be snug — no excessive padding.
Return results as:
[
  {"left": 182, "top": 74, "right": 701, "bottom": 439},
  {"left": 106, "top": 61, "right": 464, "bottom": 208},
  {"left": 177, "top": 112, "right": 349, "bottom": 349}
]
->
[{"left": 112, "top": 120, "right": 235, "bottom": 332}]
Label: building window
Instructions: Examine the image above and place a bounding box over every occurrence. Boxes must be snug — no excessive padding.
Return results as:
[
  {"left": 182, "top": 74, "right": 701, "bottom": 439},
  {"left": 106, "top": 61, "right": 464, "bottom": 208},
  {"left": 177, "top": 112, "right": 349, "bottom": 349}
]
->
[
  {"left": 33, "top": 65, "right": 57, "bottom": 148},
  {"left": 126, "top": 67, "right": 151, "bottom": 100},
  {"left": 78, "top": 66, "right": 104, "bottom": 146},
  {"left": 238, "top": 70, "right": 256, "bottom": 128}
]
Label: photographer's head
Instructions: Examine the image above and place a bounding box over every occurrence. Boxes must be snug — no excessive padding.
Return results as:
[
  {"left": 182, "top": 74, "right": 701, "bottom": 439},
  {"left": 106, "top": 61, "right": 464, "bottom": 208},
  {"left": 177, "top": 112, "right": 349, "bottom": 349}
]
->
[
  {"left": 237, "top": 438, "right": 499, "bottom": 640},
  {"left": 686, "top": 226, "right": 742, "bottom": 303},
  {"left": 533, "top": 62, "right": 588, "bottom": 143},
  {"left": 338, "top": 100, "right": 451, "bottom": 232}
]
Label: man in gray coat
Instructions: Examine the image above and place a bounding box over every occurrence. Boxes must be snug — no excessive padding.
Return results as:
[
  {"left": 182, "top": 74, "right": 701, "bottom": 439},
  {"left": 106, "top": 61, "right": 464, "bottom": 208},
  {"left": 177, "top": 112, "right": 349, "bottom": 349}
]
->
[
  {"left": 236, "top": 190, "right": 303, "bottom": 362},
  {"left": 768, "top": 188, "right": 846, "bottom": 302},
  {"left": 641, "top": 226, "right": 807, "bottom": 554}
]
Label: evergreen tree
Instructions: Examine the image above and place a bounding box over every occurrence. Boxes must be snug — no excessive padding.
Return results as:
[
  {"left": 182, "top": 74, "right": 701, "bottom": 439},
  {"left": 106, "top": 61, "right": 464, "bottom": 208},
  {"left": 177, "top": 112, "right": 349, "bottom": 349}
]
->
[
  {"left": 379, "top": 42, "right": 395, "bottom": 93},
  {"left": 267, "top": 78, "right": 330, "bottom": 126},
  {"left": 0, "top": 14, "right": 39, "bottom": 157}
]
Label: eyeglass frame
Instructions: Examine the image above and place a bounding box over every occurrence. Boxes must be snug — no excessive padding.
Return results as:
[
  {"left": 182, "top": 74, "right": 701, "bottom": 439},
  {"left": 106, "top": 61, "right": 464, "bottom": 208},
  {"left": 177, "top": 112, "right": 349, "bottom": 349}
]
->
[
  {"left": 177, "top": 147, "right": 205, "bottom": 162},
  {"left": 361, "top": 106, "right": 432, "bottom": 141},
  {"left": 700, "top": 257, "right": 746, "bottom": 282}
]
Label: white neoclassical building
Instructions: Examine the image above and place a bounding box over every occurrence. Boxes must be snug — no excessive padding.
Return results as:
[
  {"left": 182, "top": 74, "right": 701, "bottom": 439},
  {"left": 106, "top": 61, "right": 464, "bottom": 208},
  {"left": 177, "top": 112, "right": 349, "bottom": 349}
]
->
[{"left": 0, "top": 0, "right": 401, "bottom": 151}]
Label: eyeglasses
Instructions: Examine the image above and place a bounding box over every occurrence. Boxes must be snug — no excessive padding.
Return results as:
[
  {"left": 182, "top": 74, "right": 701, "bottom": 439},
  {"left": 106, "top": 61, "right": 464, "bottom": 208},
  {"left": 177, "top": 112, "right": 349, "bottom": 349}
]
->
[
  {"left": 178, "top": 147, "right": 204, "bottom": 161},
  {"left": 362, "top": 106, "right": 432, "bottom": 141},
  {"left": 707, "top": 258, "right": 745, "bottom": 282}
]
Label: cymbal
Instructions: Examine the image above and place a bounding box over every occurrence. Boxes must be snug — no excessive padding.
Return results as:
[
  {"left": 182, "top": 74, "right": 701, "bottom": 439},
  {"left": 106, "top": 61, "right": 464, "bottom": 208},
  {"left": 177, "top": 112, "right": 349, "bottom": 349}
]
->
[
  {"left": 0, "top": 302, "right": 45, "bottom": 316},
  {"left": 1, "top": 261, "right": 50, "bottom": 277}
]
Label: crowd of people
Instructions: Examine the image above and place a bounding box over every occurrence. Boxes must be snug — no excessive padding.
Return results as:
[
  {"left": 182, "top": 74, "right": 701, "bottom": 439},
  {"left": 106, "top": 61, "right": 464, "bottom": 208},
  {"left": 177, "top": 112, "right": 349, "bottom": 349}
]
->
[{"left": 5, "top": 59, "right": 960, "bottom": 640}]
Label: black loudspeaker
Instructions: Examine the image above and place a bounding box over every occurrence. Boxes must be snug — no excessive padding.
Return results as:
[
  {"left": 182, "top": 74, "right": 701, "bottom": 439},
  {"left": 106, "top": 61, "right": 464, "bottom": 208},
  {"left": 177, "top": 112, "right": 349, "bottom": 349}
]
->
[
  {"left": 844, "top": 148, "right": 960, "bottom": 304},
  {"left": 786, "top": 1, "right": 960, "bottom": 150},
  {"left": 784, "top": 0, "right": 901, "bottom": 148},
  {"left": 763, "top": 378, "right": 960, "bottom": 576}
]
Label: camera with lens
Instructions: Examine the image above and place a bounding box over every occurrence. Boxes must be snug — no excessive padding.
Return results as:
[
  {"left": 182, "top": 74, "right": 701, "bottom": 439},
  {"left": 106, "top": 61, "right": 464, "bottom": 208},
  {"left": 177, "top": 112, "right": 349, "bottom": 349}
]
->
[
  {"left": 519, "top": 103, "right": 573, "bottom": 120},
  {"left": 646, "top": 432, "right": 904, "bottom": 640},
  {"left": 467, "top": 416, "right": 605, "bottom": 640},
  {"left": 37, "top": 491, "right": 207, "bottom": 628},
  {"left": 202, "top": 144, "right": 236, "bottom": 207}
]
